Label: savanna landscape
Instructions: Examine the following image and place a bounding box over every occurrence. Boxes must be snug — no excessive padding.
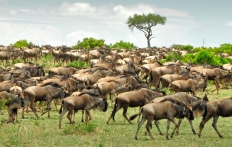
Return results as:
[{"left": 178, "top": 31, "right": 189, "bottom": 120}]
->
[{"left": 0, "top": 38, "right": 232, "bottom": 147}]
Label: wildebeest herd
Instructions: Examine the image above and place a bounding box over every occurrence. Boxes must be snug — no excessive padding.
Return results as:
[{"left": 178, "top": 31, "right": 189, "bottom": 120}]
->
[{"left": 0, "top": 45, "right": 232, "bottom": 140}]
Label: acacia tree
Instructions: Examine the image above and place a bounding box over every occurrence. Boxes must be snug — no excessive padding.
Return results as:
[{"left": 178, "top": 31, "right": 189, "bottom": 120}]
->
[{"left": 126, "top": 13, "right": 166, "bottom": 48}]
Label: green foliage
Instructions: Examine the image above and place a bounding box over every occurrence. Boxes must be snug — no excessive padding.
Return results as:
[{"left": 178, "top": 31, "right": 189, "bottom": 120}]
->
[
  {"left": 11, "top": 39, "right": 33, "bottom": 48},
  {"left": 126, "top": 13, "right": 166, "bottom": 31},
  {"left": 182, "top": 54, "right": 195, "bottom": 63},
  {"left": 171, "top": 44, "right": 194, "bottom": 51},
  {"left": 110, "top": 40, "right": 136, "bottom": 50},
  {"left": 193, "top": 50, "right": 214, "bottom": 65},
  {"left": 126, "top": 13, "right": 166, "bottom": 47},
  {"left": 67, "top": 59, "right": 90, "bottom": 68},
  {"left": 73, "top": 37, "right": 105, "bottom": 50},
  {"left": 165, "top": 52, "right": 182, "bottom": 62},
  {"left": 181, "top": 49, "right": 232, "bottom": 65}
]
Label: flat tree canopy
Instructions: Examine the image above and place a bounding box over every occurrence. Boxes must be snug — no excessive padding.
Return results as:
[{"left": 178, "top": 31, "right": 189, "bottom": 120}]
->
[{"left": 126, "top": 13, "right": 166, "bottom": 48}]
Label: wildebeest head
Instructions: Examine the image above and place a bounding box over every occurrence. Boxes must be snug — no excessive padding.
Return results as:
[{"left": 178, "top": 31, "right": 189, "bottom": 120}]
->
[
  {"left": 5, "top": 95, "right": 24, "bottom": 108},
  {"left": 183, "top": 104, "right": 194, "bottom": 120},
  {"left": 99, "top": 96, "right": 108, "bottom": 112}
]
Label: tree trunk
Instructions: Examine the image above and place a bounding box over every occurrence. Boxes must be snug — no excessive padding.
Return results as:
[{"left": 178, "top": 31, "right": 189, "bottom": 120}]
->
[{"left": 147, "top": 37, "right": 151, "bottom": 48}]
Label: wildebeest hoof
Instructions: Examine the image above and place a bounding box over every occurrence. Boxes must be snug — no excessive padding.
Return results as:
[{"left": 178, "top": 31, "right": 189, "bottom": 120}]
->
[
  {"left": 159, "top": 133, "right": 164, "bottom": 136},
  {"left": 135, "top": 136, "right": 138, "bottom": 140},
  {"left": 219, "top": 135, "right": 223, "bottom": 138}
]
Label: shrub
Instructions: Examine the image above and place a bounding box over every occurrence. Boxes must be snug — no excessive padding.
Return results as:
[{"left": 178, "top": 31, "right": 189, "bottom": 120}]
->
[
  {"left": 171, "top": 44, "right": 194, "bottom": 51},
  {"left": 10, "top": 39, "right": 33, "bottom": 48},
  {"left": 73, "top": 38, "right": 105, "bottom": 50},
  {"left": 165, "top": 52, "right": 182, "bottom": 62},
  {"left": 110, "top": 40, "right": 136, "bottom": 50}
]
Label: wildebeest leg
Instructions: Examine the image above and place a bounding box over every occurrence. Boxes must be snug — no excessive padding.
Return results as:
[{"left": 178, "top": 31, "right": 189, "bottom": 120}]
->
[
  {"left": 170, "top": 119, "right": 179, "bottom": 139},
  {"left": 81, "top": 110, "right": 84, "bottom": 122},
  {"left": 22, "top": 99, "right": 30, "bottom": 118},
  {"left": 187, "top": 119, "right": 196, "bottom": 134},
  {"left": 84, "top": 110, "right": 91, "bottom": 125},
  {"left": 30, "top": 101, "right": 39, "bottom": 118},
  {"left": 212, "top": 115, "right": 223, "bottom": 138},
  {"left": 67, "top": 110, "right": 73, "bottom": 124},
  {"left": 7, "top": 109, "right": 14, "bottom": 123},
  {"left": 166, "top": 120, "right": 171, "bottom": 140},
  {"left": 59, "top": 105, "right": 68, "bottom": 129},
  {"left": 175, "top": 119, "right": 182, "bottom": 135},
  {"left": 135, "top": 117, "right": 146, "bottom": 140},
  {"left": 122, "top": 106, "right": 132, "bottom": 124},
  {"left": 212, "top": 79, "right": 220, "bottom": 94},
  {"left": 198, "top": 115, "right": 213, "bottom": 138},
  {"left": 154, "top": 120, "right": 164, "bottom": 135},
  {"left": 146, "top": 117, "right": 154, "bottom": 139},
  {"left": 15, "top": 109, "right": 18, "bottom": 123},
  {"left": 41, "top": 101, "right": 52, "bottom": 118},
  {"left": 137, "top": 107, "right": 141, "bottom": 124},
  {"left": 176, "top": 119, "right": 196, "bottom": 135},
  {"left": 106, "top": 103, "right": 122, "bottom": 124}
]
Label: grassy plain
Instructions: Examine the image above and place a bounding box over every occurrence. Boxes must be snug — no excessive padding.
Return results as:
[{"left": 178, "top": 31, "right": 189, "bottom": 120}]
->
[
  {"left": 0, "top": 56, "right": 232, "bottom": 147},
  {"left": 0, "top": 85, "right": 232, "bottom": 147}
]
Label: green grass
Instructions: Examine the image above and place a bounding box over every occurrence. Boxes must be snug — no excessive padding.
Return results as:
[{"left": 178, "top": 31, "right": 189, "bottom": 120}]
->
[
  {"left": 0, "top": 56, "right": 232, "bottom": 146},
  {"left": 1, "top": 85, "right": 232, "bottom": 147}
]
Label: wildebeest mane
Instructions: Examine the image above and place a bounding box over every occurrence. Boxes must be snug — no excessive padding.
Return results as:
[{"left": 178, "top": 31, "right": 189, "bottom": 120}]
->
[
  {"left": 160, "top": 98, "right": 188, "bottom": 107},
  {"left": 40, "top": 82, "right": 61, "bottom": 88},
  {"left": 61, "top": 75, "right": 69, "bottom": 81}
]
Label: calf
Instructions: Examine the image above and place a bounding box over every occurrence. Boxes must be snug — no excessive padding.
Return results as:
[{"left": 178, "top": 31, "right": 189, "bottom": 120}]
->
[{"left": 5, "top": 95, "right": 24, "bottom": 123}]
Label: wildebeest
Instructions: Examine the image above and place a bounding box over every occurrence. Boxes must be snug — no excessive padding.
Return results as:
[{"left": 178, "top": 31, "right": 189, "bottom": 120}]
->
[
  {"left": 5, "top": 95, "right": 24, "bottom": 123},
  {"left": 114, "top": 62, "right": 141, "bottom": 75},
  {"left": 0, "top": 91, "right": 24, "bottom": 123},
  {"left": 22, "top": 84, "right": 68, "bottom": 118},
  {"left": 48, "top": 66, "right": 78, "bottom": 76},
  {"left": 198, "top": 97, "right": 232, "bottom": 138},
  {"left": 41, "top": 76, "right": 85, "bottom": 94},
  {"left": 59, "top": 92, "right": 108, "bottom": 129},
  {"left": 168, "top": 77, "right": 207, "bottom": 96},
  {"left": 23, "top": 47, "right": 42, "bottom": 62},
  {"left": 157, "top": 73, "right": 190, "bottom": 89},
  {"left": 130, "top": 100, "right": 194, "bottom": 140},
  {"left": 151, "top": 92, "right": 208, "bottom": 134},
  {"left": 72, "top": 68, "right": 115, "bottom": 86},
  {"left": 106, "top": 88, "right": 166, "bottom": 124},
  {"left": 9, "top": 85, "right": 23, "bottom": 96},
  {"left": 148, "top": 64, "right": 180, "bottom": 88},
  {"left": 0, "top": 80, "right": 15, "bottom": 92},
  {"left": 197, "top": 68, "right": 229, "bottom": 94},
  {"left": 93, "top": 74, "right": 147, "bottom": 102}
]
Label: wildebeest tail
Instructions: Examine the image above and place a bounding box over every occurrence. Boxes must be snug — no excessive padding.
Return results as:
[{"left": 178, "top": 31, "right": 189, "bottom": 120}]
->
[
  {"left": 130, "top": 108, "right": 143, "bottom": 121},
  {"left": 202, "top": 104, "right": 208, "bottom": 120},
  {"left": 59, "top": 100, "right": 64, "bottom": 114},
  {"left": 112, "top": 98, "right": 118, "bottom": 122}
]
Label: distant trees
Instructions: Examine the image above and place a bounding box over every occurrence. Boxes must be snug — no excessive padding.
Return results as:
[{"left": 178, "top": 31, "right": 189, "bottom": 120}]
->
[
  {"left": 73, "top": 37, "right": 105, "bottom": 50},
  {"left": 126, "top": 13, "right": 166, "bottom": 48},
  {"left": 110, "top": 40, "right": 136, "bottom": 50},
  {"left": 10, "top": 39, "right": 33, "bottom": 48},
  {"left": 73, "top": 37, "right": 136, "bottom": 50}
]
